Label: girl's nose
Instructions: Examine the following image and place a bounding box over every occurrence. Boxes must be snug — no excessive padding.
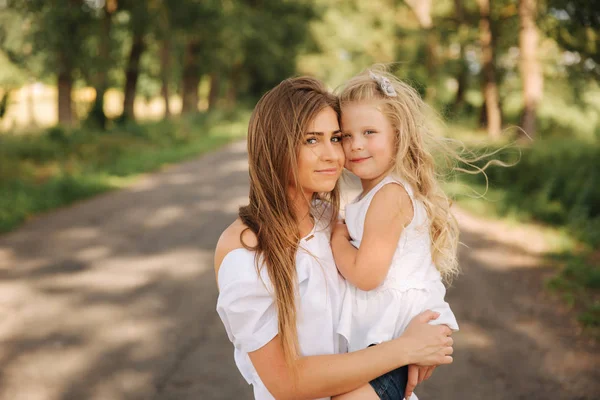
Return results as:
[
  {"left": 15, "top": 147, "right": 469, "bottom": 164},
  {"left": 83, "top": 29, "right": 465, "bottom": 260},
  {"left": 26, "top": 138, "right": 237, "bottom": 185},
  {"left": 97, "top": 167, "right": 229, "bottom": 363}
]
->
[{"left": 351, "top": 136, "right": 365, "bottom": 151}]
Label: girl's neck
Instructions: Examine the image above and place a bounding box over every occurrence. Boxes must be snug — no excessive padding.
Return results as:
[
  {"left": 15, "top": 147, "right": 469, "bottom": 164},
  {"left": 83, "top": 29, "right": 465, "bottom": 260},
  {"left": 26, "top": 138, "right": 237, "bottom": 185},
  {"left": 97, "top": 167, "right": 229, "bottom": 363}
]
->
[{"left": 360, "top": 172, "right": 390, "bottom": 198}]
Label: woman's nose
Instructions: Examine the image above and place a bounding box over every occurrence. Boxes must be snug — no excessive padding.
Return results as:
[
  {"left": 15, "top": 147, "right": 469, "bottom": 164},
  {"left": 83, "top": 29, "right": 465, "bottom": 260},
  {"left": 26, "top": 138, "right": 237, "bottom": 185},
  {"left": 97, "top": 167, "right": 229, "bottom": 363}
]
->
[{"left": 322, "top": 141, "right": 341, "bottom": 162}]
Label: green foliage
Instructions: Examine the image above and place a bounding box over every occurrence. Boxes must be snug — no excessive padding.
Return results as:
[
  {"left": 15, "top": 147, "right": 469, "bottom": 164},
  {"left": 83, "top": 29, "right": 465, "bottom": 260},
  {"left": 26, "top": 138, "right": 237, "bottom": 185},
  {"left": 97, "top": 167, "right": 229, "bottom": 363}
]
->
[
  {"left": 546, "top": 252, "right": 600, "bottom": 331},
  {"left": 0, "top": 110, "right": 248, "bottom": 233},
  {"left": 544, "top": 0, "right": 600, "bottom": 80},
  {"left": 456, "top": 138, "right": 600, "bottom": 246}
]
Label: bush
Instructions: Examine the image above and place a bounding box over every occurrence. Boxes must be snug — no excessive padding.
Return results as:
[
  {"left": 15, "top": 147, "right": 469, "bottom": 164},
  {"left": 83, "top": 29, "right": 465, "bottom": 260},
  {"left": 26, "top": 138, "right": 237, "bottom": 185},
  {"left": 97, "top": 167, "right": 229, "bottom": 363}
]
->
[
  {"left": 458, "top": 138, "right": 600, "bottom": 246},
  {"left": 0, "top": 110, "right": 248, "bottom": 233},
  {"left": 546, "top": 252, "right": 600, "bottom": 330}
]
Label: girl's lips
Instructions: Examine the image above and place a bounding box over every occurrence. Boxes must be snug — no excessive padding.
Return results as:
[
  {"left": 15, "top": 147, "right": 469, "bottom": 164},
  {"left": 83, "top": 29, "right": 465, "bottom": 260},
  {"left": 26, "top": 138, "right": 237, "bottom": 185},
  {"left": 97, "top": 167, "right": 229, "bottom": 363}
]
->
[
  {"left": 315, "top": 168, "right": 339, "bottom": 175},
  {"left": 349, "top": 156, "right": 371, "bottom": 163}
]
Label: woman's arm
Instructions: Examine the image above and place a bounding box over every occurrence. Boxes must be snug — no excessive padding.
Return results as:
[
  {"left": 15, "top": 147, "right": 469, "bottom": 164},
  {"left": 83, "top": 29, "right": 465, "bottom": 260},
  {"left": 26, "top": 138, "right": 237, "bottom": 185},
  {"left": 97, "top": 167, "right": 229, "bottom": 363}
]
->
[
  {"left": 332, "top": 184, "right": 413, "bottom": 291},
  {"left": 249, "top": 310, "right": 453, "bottom": 400}
]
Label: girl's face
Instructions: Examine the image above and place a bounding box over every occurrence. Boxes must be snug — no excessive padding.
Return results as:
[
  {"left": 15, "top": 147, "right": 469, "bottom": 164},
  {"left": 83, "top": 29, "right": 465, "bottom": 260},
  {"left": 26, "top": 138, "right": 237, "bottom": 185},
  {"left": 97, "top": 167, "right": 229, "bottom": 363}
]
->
[
  {"left": 341, "top": 102, "right": 396, "bottom": 182},
  {"left": 295, "top": 106, "right": 345, "bottom": 196}
]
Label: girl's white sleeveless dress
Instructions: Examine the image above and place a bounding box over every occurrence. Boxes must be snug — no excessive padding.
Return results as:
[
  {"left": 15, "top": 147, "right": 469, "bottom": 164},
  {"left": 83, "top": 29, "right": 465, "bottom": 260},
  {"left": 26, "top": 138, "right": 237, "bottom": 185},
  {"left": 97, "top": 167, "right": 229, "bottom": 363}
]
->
[{"left": 337, "top": 175, "right": 459, "bottom": 353}]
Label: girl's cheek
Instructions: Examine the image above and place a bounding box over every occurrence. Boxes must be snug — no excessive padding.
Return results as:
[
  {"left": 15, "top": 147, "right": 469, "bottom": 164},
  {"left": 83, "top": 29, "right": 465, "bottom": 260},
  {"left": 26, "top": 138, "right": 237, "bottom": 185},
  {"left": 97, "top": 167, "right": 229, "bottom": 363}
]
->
[{"left": 342, "top": 143, "right": 351, "bottom": 156}]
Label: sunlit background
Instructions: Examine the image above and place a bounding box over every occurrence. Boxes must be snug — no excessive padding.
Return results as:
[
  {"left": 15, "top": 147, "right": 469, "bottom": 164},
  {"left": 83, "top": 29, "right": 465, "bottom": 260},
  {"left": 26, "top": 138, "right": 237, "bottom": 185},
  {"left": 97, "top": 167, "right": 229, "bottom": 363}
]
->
[{"left": 0, "top": 0, "right": 598, "bottom": 399}]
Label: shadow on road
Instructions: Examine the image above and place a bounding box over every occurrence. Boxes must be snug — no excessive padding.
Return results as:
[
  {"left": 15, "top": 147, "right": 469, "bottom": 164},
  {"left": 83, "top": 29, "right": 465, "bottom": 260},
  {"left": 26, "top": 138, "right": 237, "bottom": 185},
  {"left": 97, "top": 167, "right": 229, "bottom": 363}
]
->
[
  {"left": 1, "top": 141, "right": 598, "bottom": 399},
  {"left": 0, "top": 142, "right": 252, "bottom": 399}
]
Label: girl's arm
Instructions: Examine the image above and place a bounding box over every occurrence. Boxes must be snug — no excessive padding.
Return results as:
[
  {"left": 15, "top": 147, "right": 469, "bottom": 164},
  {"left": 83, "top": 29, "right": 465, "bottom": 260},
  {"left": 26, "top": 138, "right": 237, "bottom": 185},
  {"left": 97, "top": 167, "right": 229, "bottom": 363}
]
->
[
  {"left": 249, "top": 310, "right": 453, "bottom": 400},
  {"left": 332, "top": 183, "right": 413, "bottom": 291}
]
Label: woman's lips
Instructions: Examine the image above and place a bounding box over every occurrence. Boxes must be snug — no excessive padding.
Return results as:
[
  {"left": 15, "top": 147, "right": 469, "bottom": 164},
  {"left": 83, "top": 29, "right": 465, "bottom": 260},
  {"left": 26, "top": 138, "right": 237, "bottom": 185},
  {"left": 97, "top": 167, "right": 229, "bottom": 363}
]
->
[
  {"left": 349, "top": 156, "right": 371, "bottom": 163},
  {"left": 315, "top": 168, "right": 339, "bottom": 175}
]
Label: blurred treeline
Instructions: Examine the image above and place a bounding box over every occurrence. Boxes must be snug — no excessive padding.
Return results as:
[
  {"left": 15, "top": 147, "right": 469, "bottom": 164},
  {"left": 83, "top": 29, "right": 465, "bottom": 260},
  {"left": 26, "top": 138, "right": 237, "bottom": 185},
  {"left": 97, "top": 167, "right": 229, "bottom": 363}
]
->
[
  {"left": 0, "top": 0, "right": 598, "bottom": 327},
  {"left": 0, "top": 0, "right": 598, "bottom": 139}
]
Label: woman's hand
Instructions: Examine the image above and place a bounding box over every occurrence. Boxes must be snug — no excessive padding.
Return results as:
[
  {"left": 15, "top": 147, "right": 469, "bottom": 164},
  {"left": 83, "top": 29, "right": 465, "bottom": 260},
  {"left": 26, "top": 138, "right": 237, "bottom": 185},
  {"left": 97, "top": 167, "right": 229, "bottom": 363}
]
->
[
  {"left": 399, "top": 310, "right": 454, "bottom": 367},
  {"left": 332, "top": 220, "right": 350, "bottom": 242}
]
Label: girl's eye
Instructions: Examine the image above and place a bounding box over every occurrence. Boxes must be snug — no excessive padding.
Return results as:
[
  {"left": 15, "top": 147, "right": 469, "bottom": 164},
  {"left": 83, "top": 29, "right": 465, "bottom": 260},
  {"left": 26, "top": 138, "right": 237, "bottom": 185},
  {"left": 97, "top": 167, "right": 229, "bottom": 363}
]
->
[
  {"left": 364, "top": 130, "right": 376, "bottom": 135},
  {"left": 342, "top": 133, "right": 352, "bottom": 139}
]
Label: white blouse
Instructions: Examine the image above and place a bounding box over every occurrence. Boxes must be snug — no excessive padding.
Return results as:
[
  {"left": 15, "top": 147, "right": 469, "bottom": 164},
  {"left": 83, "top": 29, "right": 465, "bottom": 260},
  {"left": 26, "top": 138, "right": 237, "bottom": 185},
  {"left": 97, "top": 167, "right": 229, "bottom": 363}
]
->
[{"left": 216, "top": 207, "right": 345, "bottom": 400}]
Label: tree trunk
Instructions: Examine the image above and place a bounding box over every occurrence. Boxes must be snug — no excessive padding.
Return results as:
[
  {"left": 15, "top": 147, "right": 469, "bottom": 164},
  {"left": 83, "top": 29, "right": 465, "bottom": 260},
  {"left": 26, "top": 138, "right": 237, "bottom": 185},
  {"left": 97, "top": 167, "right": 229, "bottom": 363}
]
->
[
  {"left": 405, "top": 0, "right": 436, "bottom": 101},
  {"left": 477, "top": 0, "right": 501, "bottom": 139},
  {"left": 160, "top": 38, "right": 171, "bottom": 118},
  {"left": 90, "top": 7, "right": 113, "bottom": 128},
  {"left": 519, "top": 0, "right": 542, "bottom": 139},
  {"left": 57, "top": 53, "right": 74, "bottom": 126},
  {"left": 27, "top": 82, "right": 38, "bottom": 127},
  {"left": 454, "top": 48, "right": 468, "bottom": 110},
  {"left": 208, "top": 72, "right": 221, "bottom": 111},
  {"left": 181, "top": 39, "right": 202, "bottom": 114},
  {"left": 226, "top": 64, "right": 242, "bottom": 108},
  {"left": 123, "top": 33, "right": 145, "bottom": 120},
  {"left": 453, "top": 0, "right": 468, "bottom": 111}
]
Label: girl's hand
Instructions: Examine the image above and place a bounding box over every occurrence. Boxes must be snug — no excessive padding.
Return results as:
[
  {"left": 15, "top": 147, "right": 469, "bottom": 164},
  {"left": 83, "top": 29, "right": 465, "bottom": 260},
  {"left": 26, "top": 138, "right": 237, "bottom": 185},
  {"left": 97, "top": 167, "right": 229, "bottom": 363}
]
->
[
  {"left": 405, "top": 364, "right": 436, "bottom": 399},
  {"left": 332, "top": 220, "right": 350, "bottom": 241},
  {"left": 399, "top": 310, "right": 454, "bottom": 367}
]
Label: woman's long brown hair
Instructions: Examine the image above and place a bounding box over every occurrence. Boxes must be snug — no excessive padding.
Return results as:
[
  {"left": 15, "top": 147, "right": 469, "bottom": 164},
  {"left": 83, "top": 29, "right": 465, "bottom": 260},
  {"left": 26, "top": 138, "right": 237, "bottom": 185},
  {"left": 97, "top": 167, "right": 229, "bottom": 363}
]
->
[{"left": 239, "top": 77, "right": 340, "bottom": 372}]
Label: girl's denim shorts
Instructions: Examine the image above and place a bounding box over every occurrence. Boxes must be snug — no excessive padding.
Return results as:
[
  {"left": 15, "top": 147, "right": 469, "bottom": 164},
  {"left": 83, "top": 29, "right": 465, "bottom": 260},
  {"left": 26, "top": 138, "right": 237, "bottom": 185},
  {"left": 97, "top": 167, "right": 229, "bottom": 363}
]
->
[{"left": 368, "top": 344, "right": 408, "bottom": 400}]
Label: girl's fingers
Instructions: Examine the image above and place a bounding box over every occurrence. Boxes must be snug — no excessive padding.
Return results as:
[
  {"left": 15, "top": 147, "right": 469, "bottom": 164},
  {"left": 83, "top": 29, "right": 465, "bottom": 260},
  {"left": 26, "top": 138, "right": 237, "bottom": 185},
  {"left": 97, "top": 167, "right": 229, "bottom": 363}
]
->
[
  {"left": 425, "top": 366, "right": 436, "bottom": 380},
  {"left": 405, "top": 365, "right": 419, "bottom": 399},
  {"left": 439, "top": 325, "right": 452, "bottom": 336},
  {"left": 417, "top": 309, "right": 441, "bottom": 323},
  {"left": 418, "top": 366, "right": 426, "bottom": 383}
]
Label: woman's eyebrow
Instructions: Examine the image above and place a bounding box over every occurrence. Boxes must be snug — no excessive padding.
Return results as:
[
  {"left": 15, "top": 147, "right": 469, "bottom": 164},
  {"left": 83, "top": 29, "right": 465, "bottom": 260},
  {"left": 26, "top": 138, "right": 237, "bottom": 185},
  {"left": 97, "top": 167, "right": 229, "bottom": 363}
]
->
[{"left": 305, "top": 129, "right": 342, "bottom": 136}]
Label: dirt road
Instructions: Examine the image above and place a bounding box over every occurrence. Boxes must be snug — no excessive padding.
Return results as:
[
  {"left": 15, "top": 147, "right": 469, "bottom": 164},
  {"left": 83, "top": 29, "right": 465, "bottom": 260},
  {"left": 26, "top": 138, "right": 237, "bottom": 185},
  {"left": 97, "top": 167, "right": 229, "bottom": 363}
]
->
[{"left": 0, "top": 141, "right": 597, "bottom": 399}]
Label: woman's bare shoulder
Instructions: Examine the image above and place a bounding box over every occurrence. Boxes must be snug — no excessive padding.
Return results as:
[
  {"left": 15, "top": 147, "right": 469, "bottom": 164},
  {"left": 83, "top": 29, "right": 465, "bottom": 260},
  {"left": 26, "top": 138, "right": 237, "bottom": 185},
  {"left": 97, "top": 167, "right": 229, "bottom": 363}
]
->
[{"left": 214, "top": 219, "right": 258, "bottom": 277}]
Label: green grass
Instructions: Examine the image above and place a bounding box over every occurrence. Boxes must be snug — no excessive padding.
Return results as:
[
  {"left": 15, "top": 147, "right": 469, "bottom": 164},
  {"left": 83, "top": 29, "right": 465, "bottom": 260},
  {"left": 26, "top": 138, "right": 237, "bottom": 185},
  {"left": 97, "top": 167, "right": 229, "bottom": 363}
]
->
[
  {"left": 0, "top": 110, "right": 249, "bottom": 233},
  {"left": 546, "top": 251, "right": 600, "bottom": 336}
]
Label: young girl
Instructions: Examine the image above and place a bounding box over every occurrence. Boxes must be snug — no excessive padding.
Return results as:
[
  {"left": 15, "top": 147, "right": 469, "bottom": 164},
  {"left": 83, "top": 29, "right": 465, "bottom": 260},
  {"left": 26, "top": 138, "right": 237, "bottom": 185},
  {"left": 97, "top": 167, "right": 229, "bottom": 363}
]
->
[
  {"left": 332, "top": 68, "right": 461, "bottom": 399},
  {"left": 214, "top": 76, "right": 454, "bottom": 400}
]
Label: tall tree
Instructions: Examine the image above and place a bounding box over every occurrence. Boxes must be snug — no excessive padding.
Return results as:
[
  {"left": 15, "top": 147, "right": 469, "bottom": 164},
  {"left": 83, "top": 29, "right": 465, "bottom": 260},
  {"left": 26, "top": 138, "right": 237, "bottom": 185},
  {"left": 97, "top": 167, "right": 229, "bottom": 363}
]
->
[
  {"left": 87, "top": 0, "right": 118, "bottom": 128},
  {"left": 171, "top": 0, "right": 222, "bottom": 114},
  {"left": 208, "top": 72, "right": 221, "bottom": 111},
  {"left": 453, "top": 0, "right": 469, "bottom": 111},
  {"left": 0, "top": 4, "right": 40, "bottom": 126},
  {"left": 404, "top": 0, "right": 438, "bottom": 100},
  {"left": 121, "top": 1, "right": 152, "bottom": 121},
  {"left": 157, "top": 1, "right": 172, "bottom": 118},
  {"left": 12, "top": 0, "right": 94, "bottom": 126},
  {"left": 477, "top": 0, "right": 502, "bottom": 138},
  {"left": 181, "top": 38, "right": 202, "bottom": 114},
  {"left": 519, "top": 0, "right": 542, "bottom": 138}
]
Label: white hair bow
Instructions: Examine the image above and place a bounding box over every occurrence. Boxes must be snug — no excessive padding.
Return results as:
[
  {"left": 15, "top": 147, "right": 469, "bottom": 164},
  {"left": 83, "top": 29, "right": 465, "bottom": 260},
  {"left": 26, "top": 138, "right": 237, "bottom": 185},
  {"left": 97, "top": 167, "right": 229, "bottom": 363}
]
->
[{"left": 369, "top": 71, "right": 397, "bottom": 97}]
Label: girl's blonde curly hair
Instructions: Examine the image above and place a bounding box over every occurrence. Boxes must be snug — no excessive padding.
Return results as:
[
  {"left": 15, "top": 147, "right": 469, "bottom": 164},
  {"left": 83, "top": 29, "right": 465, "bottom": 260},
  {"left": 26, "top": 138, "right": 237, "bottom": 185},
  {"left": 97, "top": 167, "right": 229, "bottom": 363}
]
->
[{"left": 338, "top": 65, "right": 504, "bottom": 283}]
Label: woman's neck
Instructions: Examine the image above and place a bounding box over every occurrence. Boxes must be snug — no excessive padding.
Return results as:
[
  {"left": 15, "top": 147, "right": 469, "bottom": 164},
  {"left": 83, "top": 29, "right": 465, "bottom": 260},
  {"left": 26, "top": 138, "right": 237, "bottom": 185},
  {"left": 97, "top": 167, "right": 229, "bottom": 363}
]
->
[{"left": 289, "top": 188, "right": 314, "bottom": 238}]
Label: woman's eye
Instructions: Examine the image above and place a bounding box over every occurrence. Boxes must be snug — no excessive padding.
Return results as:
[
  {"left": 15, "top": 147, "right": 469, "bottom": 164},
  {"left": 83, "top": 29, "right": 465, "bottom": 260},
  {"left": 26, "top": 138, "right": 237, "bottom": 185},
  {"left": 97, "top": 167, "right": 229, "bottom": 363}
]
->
[
  {"left": 305, "top": 137, "right": 317, "bottom": 144},
  {"left": 331, "top": 135, "right": 342, "bottom": 143}
]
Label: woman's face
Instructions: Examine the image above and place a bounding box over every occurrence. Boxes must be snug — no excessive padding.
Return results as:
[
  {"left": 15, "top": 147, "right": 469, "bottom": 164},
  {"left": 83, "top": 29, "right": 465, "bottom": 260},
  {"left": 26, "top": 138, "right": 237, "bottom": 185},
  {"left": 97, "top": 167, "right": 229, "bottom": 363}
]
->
[{"left": 295, "top": 106, "right": 345, "bottom": 196}]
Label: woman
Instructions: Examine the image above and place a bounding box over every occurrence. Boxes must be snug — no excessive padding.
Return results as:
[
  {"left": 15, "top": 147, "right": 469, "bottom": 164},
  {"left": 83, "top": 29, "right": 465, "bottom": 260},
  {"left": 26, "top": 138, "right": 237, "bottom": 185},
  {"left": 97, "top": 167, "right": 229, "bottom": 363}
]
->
[{"left": 214, "top": 76, "right": 453, "bottom": 399}]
